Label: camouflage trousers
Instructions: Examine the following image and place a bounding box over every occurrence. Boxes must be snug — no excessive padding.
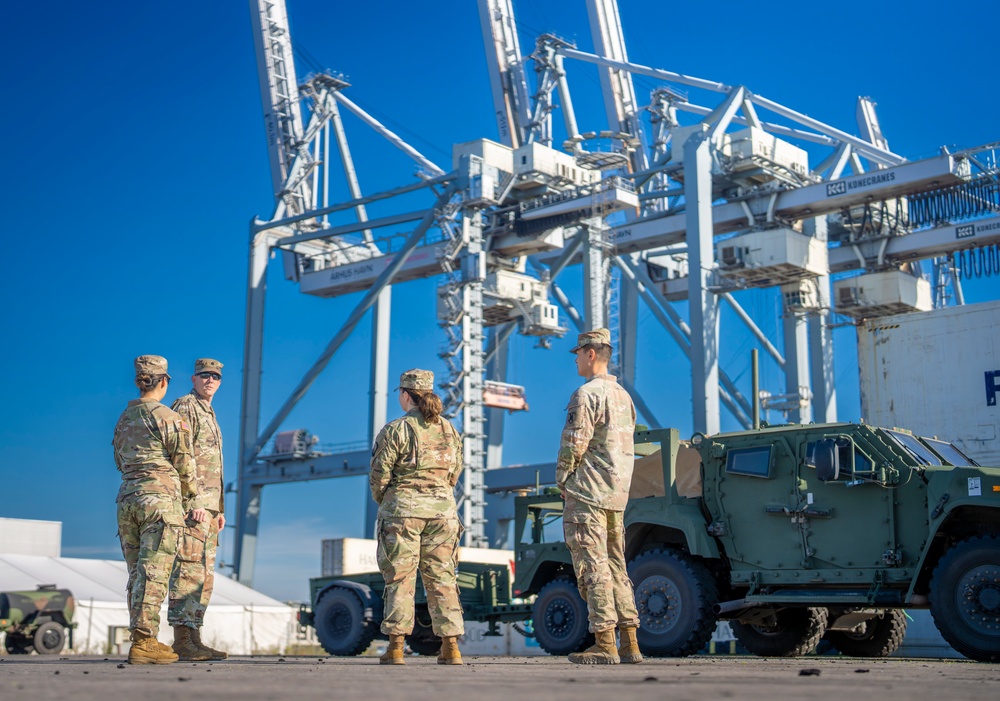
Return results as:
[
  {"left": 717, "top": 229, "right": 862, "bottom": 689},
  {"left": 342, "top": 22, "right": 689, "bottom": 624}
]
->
[
  {"left": 117, "top": 494, "right": 182, "bottom": 637},
  {"left": 376, "top": 516, "right": 465, "bottom": 637},
  {"left": 167, "top": 512, "right": 219, "bottom": 628},
  {"left": 563, "top": 496, "right": 640, "bottom": 633}
]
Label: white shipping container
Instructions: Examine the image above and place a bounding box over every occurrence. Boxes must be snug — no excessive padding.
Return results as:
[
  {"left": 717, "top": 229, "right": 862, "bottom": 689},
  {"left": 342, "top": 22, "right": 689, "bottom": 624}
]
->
[
  {"left": 0, "top": 517, "right": 61, "bottom": 557},
  {"left": 857, "top": 300, "right": 1000, "bottom": 465},
  {"left": 321, "top": 538, "right": 515, "bottom": 577}
]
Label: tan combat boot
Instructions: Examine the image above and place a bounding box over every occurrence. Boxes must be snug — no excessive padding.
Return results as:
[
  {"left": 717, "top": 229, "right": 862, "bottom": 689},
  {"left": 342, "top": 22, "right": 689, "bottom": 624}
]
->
[
  {"left": 172, "top": 625, "right": 212, "bottom": 661},
  {"left": 617, "top": 625, "right": 643, "bottom": 664},
  {"left": 128, "top": 632, "right": 179, "bottom": 665},
  {"left": 568, "top": 629, "right": 620, "bottom": 665},
  {"left": 379, "top": 634, "right": 406, "bottom": 665},
  {"left": 191, "top": 627, "right": 228, "bottom": 660},
  {"left": 437, "top": 636, "right": 463, "bottom": 665}
]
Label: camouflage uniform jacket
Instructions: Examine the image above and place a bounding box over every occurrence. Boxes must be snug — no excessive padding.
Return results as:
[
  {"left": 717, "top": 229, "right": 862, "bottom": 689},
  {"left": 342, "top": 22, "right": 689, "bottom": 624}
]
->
[
  {"left": 556, "top": 373, "right": 636, "bottom": 511},
  {"left": 171, "top": 390, "right": 224, "bottom": 513},
  {"left": 370, "top": 409, "right": 463, "bottom": 519},
  {"left": 112, "top": 399, "right": 197, "bottom": 514}
]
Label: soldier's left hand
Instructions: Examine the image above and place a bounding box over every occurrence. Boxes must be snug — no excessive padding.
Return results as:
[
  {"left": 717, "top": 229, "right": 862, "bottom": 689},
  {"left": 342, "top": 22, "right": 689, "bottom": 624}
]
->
[
  {"left": 217, "top": 514, "right": 226, "bottom": 530},
  {"left": 189, "top": 508, "right": 209, "bottom": 523}
]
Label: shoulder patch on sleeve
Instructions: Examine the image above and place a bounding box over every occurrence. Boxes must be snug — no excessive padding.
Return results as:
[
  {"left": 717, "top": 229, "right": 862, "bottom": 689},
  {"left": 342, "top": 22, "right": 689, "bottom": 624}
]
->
[{"left": 180, "top": 420, "right": 191, "bottom": 432}]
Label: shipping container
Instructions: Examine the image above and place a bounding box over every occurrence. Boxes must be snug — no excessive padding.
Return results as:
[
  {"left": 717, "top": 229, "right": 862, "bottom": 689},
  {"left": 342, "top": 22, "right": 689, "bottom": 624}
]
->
[
  {"left": 321, "top": 537, "right": 514, "bottom": 577},
  {"left": 857, "top": 300, "right": 1000, "bottom": 465}
]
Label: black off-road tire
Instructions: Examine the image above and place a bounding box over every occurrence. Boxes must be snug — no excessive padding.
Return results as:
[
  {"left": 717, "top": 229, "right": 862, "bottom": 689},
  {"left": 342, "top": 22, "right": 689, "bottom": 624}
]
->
[
  {"left": 531, "top": 577, "right": 594, "bottom": 656},
  {"left": 406, "top": 615, "right": 442, "bottom": 656},
  {"left": 929, "top": 535, "right": 1000, "bottom": 662},
  {"left": 313, "top": 587, "right": 376, "bottom": 656},
  {"left": 732, "top": 607, "right": 828, "bottom": 657},
  {"left": 628, "top": 548, "right": 719, "bottom": 657},
  {"left": 4, "top": 634, "right": 33, "bottom": 654},
  {"left": 826, "top": 609, "right": 907, "bottom": 657},
  {"left": 32, "top": 622, "right": 66, "bottom": 655}
]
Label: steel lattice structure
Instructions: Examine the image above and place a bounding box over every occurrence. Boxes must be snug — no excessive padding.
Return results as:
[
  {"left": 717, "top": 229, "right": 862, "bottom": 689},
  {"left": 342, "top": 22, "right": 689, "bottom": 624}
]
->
[{"left": 233, "top": 0, "right": 1000, "bottom": 585}]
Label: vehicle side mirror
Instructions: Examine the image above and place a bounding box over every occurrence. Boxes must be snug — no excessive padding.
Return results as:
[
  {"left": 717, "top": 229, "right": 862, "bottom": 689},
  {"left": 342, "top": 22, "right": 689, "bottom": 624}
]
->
[{"left": 807, "top": 439, "right": 840, "bottom": 482}]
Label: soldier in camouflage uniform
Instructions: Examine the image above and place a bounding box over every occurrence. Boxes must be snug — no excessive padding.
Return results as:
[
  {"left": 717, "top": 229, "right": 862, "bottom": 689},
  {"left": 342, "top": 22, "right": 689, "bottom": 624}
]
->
[
  {"left": 556, "top": 329, "right": 642, "bottom": 665},
  {"left": 168, "top": 358, "right": 227, "bottom": 661},
  {"left": 113, "top": 355, "right": 198, "bottom": 665},
  {"left": 370, "top": 368, "right": 465, "bottom": 666}
]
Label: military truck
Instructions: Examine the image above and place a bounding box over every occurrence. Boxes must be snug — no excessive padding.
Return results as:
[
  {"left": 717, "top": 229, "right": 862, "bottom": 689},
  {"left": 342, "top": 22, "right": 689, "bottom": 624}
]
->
[
  {"left": 303, "top": 422, "right": 1000, "bottom": 662},
  {"left": 0, "top": 585, "right": 76, "bottom": 655},
  {"left": 619, "top": 425, "right": 1000, "bottom": 662}
]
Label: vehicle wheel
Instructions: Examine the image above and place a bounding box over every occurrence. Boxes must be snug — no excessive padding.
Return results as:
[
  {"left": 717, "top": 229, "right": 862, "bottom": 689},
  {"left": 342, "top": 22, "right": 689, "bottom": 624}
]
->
[
  {"left": 4, "top": 634, "right": 33, "bottom": 654},
  {"left": 531, "top": 577, "right": 593, "bottom": 656},
  {"left": 32, "top": 622, "right": 65, "bottom": 655},
  {"left": 731, "top": 607, "right": 828, "bottom": 657},
  {"left": 628, "top": 548, "right": 719, "bottom": 657},
  {"left": 929, "top": 535, "right": 1000, "bottom": 662},
  {"left": 313, "top": 587, "right": 376, "bottom": 656},
  {"left": 406, "top": 612, "right": 442, "bottom": 656},
  {"left": 826, "top": 610, "right": 907, "bottom": 657}
]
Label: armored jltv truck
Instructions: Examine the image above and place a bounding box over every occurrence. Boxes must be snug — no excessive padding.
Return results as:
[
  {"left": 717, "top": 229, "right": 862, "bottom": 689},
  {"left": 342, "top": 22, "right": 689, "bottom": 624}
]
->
[{"left": 619, "top": 424, "right": 1000, "bottom": 662}]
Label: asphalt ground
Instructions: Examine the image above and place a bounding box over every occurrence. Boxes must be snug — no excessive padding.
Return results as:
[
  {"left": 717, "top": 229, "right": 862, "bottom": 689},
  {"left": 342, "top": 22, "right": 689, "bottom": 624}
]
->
[{"left": 2, "top": 655, "right": 998, "bottom": 701}]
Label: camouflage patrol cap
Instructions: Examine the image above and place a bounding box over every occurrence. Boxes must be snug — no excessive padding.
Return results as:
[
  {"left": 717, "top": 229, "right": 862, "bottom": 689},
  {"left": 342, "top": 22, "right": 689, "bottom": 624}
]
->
[
  {"left": 195, "top": 358, "right": 224, "bottom": 376},
  {"left": 396, "top": 368, "right": 434, "bottom": 391},
  {"left": 134, "top": 355, "right": 170, "bottom": 379},
  {"left": 569, "top": 328, "right": 611, "bottom": 353}
]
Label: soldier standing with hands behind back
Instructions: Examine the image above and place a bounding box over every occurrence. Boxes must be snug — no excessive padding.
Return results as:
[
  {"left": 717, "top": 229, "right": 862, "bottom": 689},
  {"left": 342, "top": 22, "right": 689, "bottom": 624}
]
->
[
  {"left": 556, "top": 329, "right": 643, "bottom": 665},
  {"left": 168, "top": 359, "right": 228, "bottom": 661},
  {"left": 370, "top": 369, "right": 466, "bottom": 666},
  {"left": 113, "top": 355, "right": 197, "bottom": 665}
]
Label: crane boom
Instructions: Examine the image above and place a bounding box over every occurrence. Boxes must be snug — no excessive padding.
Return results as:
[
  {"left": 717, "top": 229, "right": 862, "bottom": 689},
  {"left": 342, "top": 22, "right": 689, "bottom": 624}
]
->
[
  {"left": 249, "top": 0, "right": 311, "bottom": 210},
  {"left": 477, "top": 0, "right": 530, "bottom": 148}
]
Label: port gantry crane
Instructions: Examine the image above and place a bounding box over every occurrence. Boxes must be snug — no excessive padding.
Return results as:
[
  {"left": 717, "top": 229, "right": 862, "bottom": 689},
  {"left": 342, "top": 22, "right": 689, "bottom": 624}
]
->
[{"left": 233, "top": 0, "right": 1000, "bottom": 585}]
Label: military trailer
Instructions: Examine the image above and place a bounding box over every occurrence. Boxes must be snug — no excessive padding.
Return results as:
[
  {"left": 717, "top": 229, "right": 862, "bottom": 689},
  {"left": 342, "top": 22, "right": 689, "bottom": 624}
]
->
[
  {"left": 303, "top": 422, "right": 1000, "bottom": 662},
  {"left": 300, "top": 557, "right": 535, "bottom": 656},
  {"left": 0, "top": 585, "right": 76, "bottom": 655}
]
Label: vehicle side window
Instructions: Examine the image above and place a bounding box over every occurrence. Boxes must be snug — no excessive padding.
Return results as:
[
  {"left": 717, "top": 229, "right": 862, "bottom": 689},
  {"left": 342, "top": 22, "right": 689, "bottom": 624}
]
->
[{"left": 725, "top": 446, "right": 772, "bottom": 478}]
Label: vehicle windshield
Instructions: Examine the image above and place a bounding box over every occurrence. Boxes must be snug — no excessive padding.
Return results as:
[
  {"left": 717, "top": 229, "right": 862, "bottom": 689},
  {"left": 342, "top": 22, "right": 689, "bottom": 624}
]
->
[
  {"left": 886, "top": 430, "right": 942, "bottom": 466},
  {"left": 919, "top": 437, "right": 980, "bottom": 467}
]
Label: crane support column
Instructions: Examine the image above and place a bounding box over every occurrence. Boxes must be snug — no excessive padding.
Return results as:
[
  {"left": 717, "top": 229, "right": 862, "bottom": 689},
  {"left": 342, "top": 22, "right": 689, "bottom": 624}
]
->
[
  {"left": 235, "top": 228, "right": 273, "bottom": 585},
  {"left": 806, "top": 216, "right": 836, "bottom": 422},
  {"left": 684, "top": 129, "right": 720, "bottom": 435},
  {"left": 583, "top": 223, "right": 610, "bottom": 330}
]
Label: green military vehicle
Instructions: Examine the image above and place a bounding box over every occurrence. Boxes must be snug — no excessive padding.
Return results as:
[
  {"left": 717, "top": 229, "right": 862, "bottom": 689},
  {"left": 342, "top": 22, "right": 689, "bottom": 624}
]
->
[
  {"left": 303, "top": 422, "right": 1000, "bottom": 662},
  {"left": 621, "top": 425, "right": 1000, "bottom": 662},
  {"left": 1, "top": 585, "right": 76, "bottom": 655}
]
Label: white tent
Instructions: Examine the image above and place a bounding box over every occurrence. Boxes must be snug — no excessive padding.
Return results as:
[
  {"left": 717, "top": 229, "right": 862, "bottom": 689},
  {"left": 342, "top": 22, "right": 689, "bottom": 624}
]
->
[{"left": 0, "top": 553, "right": 298, "bottom": 655}]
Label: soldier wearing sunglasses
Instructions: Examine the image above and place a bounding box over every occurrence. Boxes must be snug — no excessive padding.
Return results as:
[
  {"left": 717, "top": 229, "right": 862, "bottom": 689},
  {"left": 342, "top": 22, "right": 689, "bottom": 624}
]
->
[{"left": 168, "top": 358, "right": 228, "bottom": 661}]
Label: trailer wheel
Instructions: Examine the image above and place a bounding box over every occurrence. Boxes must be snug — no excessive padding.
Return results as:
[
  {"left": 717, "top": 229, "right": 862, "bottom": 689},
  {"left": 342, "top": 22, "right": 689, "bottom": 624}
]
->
[
  {"left": 4, "top": 634, "right": 33, "bottom": 654},
  {"left": 825, "top": 609, "right": 907, "bottom": 657},
  {"left": 532, "top": 577, "right": 593, "bottom": 656},
  {"left": 731, "top": 607, "right": 828, "bottom": 657},
  {"left": 929, "top": 535, "right": 1000, "bottom": 662},
  {"left": 32, "top": 622, "right": 65, "bottom": 655},
  {"left": 628, "top": 548, "right": 719, "bottom": 657},
  {"left": 406, "top": 611, "right": 442, "bottom": 656},
  {"left": 313, "top": 587, "right": 376, "bottom": 656}
]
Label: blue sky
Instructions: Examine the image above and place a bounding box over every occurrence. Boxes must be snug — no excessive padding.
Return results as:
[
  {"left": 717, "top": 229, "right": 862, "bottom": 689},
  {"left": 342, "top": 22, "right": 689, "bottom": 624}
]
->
[{"left": 1, "top": 1, "right": 997, "bottom": 602}]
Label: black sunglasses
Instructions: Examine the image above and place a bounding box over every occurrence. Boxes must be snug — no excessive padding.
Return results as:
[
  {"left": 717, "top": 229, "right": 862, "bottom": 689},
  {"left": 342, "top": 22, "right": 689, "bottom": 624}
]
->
[{"left": 196, "top": 372, "right": 222, "bottom": 381}]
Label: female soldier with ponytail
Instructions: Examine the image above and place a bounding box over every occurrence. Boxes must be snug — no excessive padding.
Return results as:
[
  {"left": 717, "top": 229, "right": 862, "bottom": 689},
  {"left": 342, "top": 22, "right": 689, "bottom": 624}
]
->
[
  {"left": 112, "top": 355, "right": 201, "bottom": 664},
  {"left": 369, "top": 368, "right": 465, "bottom": 666}
]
